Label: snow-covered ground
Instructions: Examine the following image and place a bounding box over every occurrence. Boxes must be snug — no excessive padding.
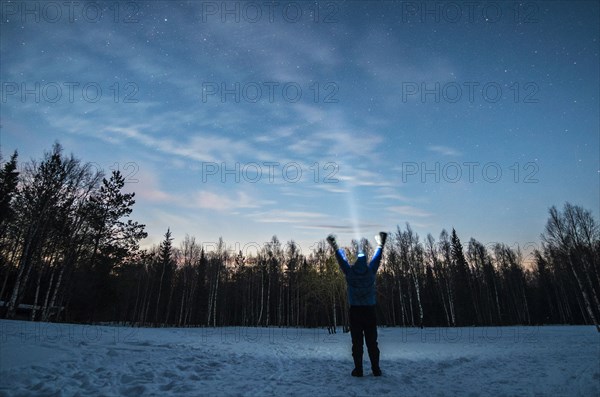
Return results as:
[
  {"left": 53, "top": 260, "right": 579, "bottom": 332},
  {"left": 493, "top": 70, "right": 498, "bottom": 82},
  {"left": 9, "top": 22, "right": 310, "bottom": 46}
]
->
[{"left": 0, "top": 320, "right": 598, "bottom": 396}]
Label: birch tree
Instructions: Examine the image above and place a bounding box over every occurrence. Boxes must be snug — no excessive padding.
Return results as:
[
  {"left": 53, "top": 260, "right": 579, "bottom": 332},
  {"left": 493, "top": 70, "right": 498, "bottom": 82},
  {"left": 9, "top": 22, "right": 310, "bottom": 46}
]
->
[{"left": 541, "top": 203, "right": 600, "bottom": 332}]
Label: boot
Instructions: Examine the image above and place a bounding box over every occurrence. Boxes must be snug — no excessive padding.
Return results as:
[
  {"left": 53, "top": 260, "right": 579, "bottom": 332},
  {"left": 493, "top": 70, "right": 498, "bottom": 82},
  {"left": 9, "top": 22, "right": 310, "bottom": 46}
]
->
[
  {"left": 352, "top": 349, "right": 363, "bottom": 377},
  {"left": 367, "top": 334, "right": 381, "bottom": 377}
]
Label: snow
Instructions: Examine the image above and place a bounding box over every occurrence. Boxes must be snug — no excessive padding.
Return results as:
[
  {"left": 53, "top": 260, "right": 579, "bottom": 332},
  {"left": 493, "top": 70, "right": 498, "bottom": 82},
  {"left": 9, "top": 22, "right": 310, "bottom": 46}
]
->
[{"left": 0, "top": 320, "right": 598, "bottom": 396}]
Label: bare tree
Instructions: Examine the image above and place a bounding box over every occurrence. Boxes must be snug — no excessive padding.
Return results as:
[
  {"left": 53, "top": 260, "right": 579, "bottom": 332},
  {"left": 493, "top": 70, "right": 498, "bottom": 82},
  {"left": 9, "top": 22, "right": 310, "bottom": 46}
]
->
[{"left": 542, "top": 204, "right": 600, "bottom": 332}]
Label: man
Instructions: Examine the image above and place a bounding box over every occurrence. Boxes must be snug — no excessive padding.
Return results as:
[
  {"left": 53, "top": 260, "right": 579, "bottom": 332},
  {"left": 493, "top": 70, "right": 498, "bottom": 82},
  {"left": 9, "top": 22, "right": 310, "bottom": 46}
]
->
[{"left": 327, "top": 232, "right": 388, "bottom": 377}]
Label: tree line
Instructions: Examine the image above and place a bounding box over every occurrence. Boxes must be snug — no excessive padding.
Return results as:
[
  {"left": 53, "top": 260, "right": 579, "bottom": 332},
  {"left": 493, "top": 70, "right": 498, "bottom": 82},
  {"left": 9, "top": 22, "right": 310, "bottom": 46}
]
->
[{"left": 0, "top": 144, "right": 598, "bottom": 331}]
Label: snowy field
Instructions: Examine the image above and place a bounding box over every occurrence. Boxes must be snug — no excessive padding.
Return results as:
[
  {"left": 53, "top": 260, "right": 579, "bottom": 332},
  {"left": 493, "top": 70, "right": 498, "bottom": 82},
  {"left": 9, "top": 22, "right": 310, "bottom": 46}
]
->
[{"left": 0, "top": 320, "right": 598, "bottom": 396}]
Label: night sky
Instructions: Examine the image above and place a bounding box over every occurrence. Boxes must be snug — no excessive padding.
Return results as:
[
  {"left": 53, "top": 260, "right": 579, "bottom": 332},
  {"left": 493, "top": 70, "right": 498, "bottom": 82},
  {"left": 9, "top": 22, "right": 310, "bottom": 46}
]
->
[{"left": 1, "top": 1, "right": 598, "bottom": 256}]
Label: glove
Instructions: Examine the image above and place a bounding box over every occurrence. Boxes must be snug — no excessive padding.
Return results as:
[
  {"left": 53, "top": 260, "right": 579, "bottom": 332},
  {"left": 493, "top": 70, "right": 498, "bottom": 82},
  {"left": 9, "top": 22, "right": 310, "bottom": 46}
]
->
[
  {"left": 326, "top": 234, "right": 338, "bottom": 250},
  {"left": 375, "top": 232, "right": 388, "bottom": 248}
]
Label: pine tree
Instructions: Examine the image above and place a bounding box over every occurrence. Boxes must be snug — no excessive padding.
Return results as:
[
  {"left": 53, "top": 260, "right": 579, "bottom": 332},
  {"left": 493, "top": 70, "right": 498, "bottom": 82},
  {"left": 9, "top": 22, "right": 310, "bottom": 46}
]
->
[
  {"left": 71, "top": 169, "right": 147, "bottom": 321},
  {"left": 87, "top": 170, "right": 147, "bottom": 266},
  {"left": 0, "top": 150, "right": 19, "bottom": 231},
  {"left": 154, "top": 228, "right": 174, "bottom": 324},
  {"left": 450, "top": 229, "right": 475, "bottom": 326},
  {"left": 5, "top": 143, "right": 74, "bottom": 318},
  {"left": 0, "top": 151, "right": 20, "bottom": 310}
]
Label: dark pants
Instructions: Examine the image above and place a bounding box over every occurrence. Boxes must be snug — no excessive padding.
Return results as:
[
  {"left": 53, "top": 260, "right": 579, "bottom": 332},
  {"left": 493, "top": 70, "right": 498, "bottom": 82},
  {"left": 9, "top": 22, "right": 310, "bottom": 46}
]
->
[{"left": 349, "top": 306, "right": 380, "bottom": 370}]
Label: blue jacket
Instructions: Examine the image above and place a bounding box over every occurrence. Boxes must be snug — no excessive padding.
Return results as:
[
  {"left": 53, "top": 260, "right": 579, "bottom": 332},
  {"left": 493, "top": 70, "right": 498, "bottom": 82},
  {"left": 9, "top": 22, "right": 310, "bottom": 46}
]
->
[{"left": 335, "top": 247, "right": 382, "bottom": 306}]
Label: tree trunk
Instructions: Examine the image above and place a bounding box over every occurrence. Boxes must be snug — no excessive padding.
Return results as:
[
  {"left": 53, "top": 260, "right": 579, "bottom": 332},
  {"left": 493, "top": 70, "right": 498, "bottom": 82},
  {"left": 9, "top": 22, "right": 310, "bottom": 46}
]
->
[
  {"left": 178, "top": 274, "right": 186, "bottom": 326},
  {"left": 398, "top": 279, "right": 406, "bottom": 326},
  {"left": 207, "top": 277, "right": 214, "bottom": 326},
  {"left": 408, "top": 278, "right": 414, "bottom": 327},
  {"left": 6, "top": 231, "right": 36, "bottom": 318},
  {"left": 444, "top": 273, "right": 456, "bottom": 326},
  {"left": 438, "top": 278, "right": 451, "bottom": 326},
  {"left": 30, "top": 264, "right": 43, "bottom": 321},
  {"left": 266, "top": 269, "right": 271, "bottom": 327},
  {"left": 154, "top": 262, "right": 166, "bottom": 323},
  {"left": 41, "top": 266, "right": 56, "bottom": 322},
  {"left": 257, "top": 269, "right": 264, "bottom": 326},
  {"left": 569, "top": 256, "right": 600, "bottom": 332},
  {"left": 213, "top": 267, "right": 219, "bottom": 327},
  {"left": 409, "top": 264, "right": 424, "bottom": 328},
  {"left": 581, "top": 254, "right": 600, "bottom": 326},
  {"left": 165, "top": 281, "right": 174, "bottom": 325}
]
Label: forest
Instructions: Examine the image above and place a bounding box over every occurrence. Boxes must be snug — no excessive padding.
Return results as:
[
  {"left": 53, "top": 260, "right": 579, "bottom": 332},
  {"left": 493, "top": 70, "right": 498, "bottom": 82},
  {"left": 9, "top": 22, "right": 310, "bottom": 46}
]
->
[{"left": 1, "top": 143, "right": 599, "bottom": 332}]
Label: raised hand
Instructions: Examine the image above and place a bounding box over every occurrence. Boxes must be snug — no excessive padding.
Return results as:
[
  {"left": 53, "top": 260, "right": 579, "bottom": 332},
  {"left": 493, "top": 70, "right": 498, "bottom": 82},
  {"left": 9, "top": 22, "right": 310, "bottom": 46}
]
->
[
  {"left": 326, "top": 234, "right": 339, "bottom": 250},
  {"left": 375, "top": 232, "right": 388, "bottom": 248}
]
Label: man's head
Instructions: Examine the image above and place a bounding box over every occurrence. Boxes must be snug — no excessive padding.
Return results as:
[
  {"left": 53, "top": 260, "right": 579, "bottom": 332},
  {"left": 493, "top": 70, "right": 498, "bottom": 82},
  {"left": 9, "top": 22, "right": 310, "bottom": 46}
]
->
[{"left": 352, "top": 252, "right": 368, "bottom": 273}]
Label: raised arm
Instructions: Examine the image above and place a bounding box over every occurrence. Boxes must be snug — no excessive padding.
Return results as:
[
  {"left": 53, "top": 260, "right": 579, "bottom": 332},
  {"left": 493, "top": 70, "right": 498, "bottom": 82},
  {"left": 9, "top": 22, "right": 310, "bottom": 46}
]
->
[
  {"left": 335, "top": 248, "right": 351, "bottom": 274},
  {"left": 327, "top": 234, "right": 350, "bottom": 274},
  {"left": 369, "top": 232, "right": 388, "bottom": 273},
  {"left": 369, "top": 246, "right": 382, "bottom": 273}
]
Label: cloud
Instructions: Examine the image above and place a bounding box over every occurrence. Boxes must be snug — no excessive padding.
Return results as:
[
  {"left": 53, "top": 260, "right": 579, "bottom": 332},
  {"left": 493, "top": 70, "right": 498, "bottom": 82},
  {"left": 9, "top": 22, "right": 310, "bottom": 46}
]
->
[
  {"left": 248, "top": 209, "right": 328, "bottom": 223},
  {"left": 313, "top": 184, "right": 350, "bottom": 194},
  {"left": 295, "top": 221, "right": 385, "bottom": 234},
  {"left": 124, "top": 167, "right": 175, "bottom": 203},
  {"left": 295, "top": 224, "right": 356, "bottom": 232},
  {"left": 335, "top": 166, "right": 391, "bottom": 188},
  {"left": 103, "top": 125, "right": 254, "bottom": 164},
  {"left": 292, "top": 103, "right": 329, "bottom": 124},
  {"left": 387, "top": 205, "right": 433, "bottom": 218},
  {"left": 322, "top": 130, "right": 383, "bottom": 159},
  {"left": 428, "top": 145, "right": 462, "bottom": 157},
  {"left": 192, "top": 190, "right": 265, "bottom": 212},
  {"left": 375, "top": 192, "right": 411, "bottom": 202},
  {"left": 127, "top": 168, "right": 269, "bottom": 213}
]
